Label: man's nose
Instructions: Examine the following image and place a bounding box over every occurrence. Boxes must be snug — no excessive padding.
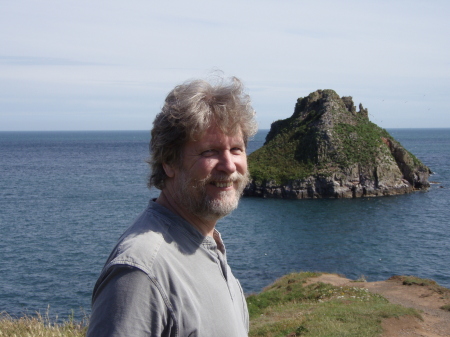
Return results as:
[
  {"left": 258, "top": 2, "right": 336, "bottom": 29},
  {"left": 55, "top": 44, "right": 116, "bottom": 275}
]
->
[{"left": 217, "top": 151, "right": 236, "bottom": 174}]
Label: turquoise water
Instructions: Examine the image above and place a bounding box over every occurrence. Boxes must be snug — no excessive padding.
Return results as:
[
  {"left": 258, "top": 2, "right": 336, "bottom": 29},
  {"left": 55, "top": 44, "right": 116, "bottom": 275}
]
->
[{"left": 0, "top": 129, "right": 449, "bottom": 321}]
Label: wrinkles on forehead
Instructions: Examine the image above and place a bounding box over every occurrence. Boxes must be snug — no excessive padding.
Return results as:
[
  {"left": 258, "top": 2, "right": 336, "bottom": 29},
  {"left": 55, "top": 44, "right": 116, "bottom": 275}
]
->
[{"left": 187, "top": 119, "right": 245, "bottom": 146}]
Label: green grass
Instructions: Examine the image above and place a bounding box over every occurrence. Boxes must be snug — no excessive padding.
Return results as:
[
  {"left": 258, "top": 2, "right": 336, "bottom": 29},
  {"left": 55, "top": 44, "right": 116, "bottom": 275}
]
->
[{"left": 247, "top": 272, "right": 421, "bottom": 337}]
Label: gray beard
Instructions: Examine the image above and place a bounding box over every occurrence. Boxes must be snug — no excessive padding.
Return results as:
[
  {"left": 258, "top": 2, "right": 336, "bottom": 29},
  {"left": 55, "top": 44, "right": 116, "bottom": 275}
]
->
[{"left": 176, "top": 171, "right": 249, "bottom": 221}]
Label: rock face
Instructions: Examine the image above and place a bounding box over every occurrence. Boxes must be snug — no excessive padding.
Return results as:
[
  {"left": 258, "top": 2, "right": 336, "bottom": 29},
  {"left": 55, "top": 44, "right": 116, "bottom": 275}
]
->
[{"left": 244, "top": 89, "right": 431, "bottom": 199}]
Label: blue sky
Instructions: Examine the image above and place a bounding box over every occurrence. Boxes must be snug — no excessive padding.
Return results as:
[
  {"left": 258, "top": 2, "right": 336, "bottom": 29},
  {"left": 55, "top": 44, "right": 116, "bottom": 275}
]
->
[{"left": 1, "top": 0, "right": 449, "bottom": 131}]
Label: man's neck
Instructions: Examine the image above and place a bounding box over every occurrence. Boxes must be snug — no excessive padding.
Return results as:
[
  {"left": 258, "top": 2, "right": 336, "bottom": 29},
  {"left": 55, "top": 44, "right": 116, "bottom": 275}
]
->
[{"left": 156, "top": 190, "right": 217, "bottom": 237}]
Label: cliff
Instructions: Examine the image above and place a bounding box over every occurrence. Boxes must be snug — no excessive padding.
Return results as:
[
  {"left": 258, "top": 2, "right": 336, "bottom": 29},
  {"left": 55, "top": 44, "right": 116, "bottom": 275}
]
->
[{"left": 244, "top": 89, "right": 431, "bottom": 199}]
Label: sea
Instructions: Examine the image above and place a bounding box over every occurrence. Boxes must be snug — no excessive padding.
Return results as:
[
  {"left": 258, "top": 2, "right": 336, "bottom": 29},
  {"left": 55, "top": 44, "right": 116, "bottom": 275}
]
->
[{"left": 0, "top": 128, "right": 449, "bottom": 322}]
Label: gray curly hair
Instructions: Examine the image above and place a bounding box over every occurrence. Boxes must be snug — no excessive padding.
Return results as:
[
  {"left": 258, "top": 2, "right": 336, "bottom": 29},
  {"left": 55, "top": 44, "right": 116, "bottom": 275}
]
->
[{"left": 148, "top": 76, "right": 258, "bottom": 190}]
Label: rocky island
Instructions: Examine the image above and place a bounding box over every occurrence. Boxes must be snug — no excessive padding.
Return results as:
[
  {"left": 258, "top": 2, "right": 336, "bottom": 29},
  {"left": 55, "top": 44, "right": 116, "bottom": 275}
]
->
[{"left": 244, "top": 89, "right": 431, "bottom": 199}]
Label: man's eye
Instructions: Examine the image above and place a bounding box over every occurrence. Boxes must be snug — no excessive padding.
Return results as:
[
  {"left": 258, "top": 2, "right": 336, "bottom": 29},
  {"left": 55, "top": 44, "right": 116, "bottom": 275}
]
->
[
  {"left": 201, "top": 150, "right": 216, "bottom": 157},
  {"left": 231, "top": 148, "right": 244, "bottom": 154}
]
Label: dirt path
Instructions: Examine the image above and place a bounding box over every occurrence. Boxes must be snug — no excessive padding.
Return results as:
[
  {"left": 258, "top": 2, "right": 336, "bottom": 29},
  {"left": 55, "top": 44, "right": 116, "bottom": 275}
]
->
[{"left": 306, "top": 274, "right": 450, "bottom": 337}]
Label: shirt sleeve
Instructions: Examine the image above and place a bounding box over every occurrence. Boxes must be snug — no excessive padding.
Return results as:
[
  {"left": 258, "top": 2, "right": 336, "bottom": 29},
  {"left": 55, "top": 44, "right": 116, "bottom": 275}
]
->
[{"left": 87, "top": 265, "right": 174, "bottom": 337}]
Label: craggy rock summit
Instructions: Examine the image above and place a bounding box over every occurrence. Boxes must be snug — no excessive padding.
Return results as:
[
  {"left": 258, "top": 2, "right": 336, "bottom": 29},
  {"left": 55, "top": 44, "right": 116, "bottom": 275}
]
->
[{"left": 245, "top": 89, "right": 431, "bottom": 199}]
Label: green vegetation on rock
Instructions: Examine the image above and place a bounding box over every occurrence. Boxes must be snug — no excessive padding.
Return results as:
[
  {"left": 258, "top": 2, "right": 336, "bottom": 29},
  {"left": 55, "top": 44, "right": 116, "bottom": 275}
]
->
[
  {"left": 246, "top": 89, "right": 430, "bottom": 198},
  {"left": 248, "top": 131, "right": 315, "bottom": 185},
  {"left": 332, "top": 121, "right": 391, "bottom": 167}
]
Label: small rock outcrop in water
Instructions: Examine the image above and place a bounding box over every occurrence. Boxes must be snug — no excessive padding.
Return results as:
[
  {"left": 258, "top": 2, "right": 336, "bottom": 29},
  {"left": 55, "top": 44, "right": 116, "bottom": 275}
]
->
[{"left": 244, "top": 89, "right": 431, "bottom": 199}]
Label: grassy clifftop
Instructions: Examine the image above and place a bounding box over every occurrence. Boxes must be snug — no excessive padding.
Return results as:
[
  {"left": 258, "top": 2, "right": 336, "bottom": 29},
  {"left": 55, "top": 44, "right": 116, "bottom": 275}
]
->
[
  {"left": 2, "top": 273, "right": 449, "bottom": 336},
  {"left": 247, "top": 272, "right": 419, "bottom": 336}
]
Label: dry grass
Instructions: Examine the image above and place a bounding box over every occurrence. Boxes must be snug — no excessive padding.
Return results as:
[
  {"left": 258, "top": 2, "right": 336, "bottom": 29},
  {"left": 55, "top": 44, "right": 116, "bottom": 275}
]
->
[{"left": 0, "top": 311, "right": 87, "bottom": 337}]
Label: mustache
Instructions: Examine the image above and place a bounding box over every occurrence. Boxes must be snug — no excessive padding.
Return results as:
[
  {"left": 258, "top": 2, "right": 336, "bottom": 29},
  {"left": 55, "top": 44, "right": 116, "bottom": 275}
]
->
[{"left": 200, "top": 171, "right": 249, "bottom": 186}]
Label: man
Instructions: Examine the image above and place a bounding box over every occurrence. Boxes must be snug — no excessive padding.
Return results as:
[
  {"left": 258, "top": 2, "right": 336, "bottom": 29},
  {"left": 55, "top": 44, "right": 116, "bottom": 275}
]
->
[{"left": 87, "top": 76, "right": 258, "bottom": 337}]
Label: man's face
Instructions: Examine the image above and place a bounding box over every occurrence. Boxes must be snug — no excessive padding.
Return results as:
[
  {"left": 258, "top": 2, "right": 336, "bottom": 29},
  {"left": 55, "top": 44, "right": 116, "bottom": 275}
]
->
[{"left": 172, "top": 125, "right": 249, "bottom": 220}]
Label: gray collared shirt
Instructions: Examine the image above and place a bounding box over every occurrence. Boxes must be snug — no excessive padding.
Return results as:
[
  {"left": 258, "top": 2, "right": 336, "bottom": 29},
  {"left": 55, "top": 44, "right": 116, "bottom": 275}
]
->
[{"left": 87, "top": 200, "right": 249, "bottom": 337}]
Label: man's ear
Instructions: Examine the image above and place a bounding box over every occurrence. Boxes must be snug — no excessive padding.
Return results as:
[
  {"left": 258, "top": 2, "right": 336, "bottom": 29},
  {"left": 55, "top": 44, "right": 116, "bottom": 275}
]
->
[{"left": 163, "top": 163, "right": 176, "bottom": 178}]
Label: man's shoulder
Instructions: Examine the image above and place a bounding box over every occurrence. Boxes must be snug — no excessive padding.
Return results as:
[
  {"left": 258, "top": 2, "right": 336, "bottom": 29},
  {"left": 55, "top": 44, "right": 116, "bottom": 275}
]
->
[
  {"left": 102, "top": 201, "right": 200, "bottom": 276},
  {"left": 104, "top": 204, "right": 173, "bottom": 272}
]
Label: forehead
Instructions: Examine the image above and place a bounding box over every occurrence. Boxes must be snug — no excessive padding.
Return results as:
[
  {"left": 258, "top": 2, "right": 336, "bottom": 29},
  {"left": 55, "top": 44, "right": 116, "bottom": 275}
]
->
[{"left": 187, "top": 125, "right": 244, "bottom": 149}]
